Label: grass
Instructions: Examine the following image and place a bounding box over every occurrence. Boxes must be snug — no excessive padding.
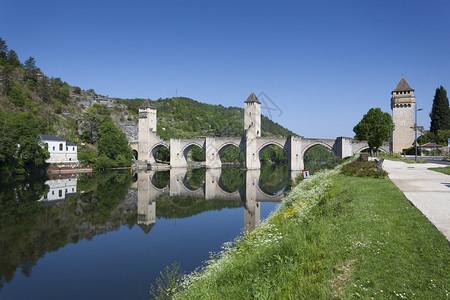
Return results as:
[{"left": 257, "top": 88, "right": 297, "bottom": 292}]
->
[
  {"left": 155, "top": 163, "right": 449, "bottom": 299},
  {"left": 428, "top": 166, "right": 450, "bottom": 175},
  {"left": 378, "top": 153, "right": 428, "bottom": 164}
]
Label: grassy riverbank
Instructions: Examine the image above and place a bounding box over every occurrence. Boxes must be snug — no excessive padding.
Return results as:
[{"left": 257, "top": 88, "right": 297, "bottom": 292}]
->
[{"left": 161, "top": 164, "right": 449, "bottom": 299}]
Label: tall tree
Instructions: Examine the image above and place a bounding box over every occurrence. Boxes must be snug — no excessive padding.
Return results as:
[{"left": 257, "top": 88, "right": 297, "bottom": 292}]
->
[
  {"left": 0, "top": 37, "right": 8, "bottom": 62},
  {"left": 353, "top": 108, "right": 392, "bottom": 153},
  {"left": 429, "top": 86, "right": 450, "bottom": 134},
  {"left": 98, "top": 120, "right": 133, "bottom": 166},
  {"left": 24, "top": 56, "right": 38, "bottom": 81},
  {"left": 0, "top": 64, "right": 13, "bottom": 96},
  {"left": 7, "top": 49, "right": 20, "bottom": 67}
]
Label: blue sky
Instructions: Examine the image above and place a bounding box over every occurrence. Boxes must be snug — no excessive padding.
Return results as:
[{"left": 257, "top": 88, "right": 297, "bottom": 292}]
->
[{"left": 1, "top": 0, "right": 449, "bottom": 138}]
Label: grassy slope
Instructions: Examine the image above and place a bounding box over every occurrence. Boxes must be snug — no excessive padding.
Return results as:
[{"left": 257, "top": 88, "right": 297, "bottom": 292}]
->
[
  {"left": 428, "top": 166, "right": 450, "bottom": 175},
  {"left": 173, "top": 172, "right": 449, "bottom": 299}
]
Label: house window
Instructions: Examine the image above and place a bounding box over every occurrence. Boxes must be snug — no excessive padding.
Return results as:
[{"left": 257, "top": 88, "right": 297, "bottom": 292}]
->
[
  {"left": 59, "top": 143, "right": 63, "bottom": 151},
  {"left": 52, "top": 191, "right": 54, "bottom": 195},
  {"left": 66, "top": 147, "right": 68, "bottom": 151},
  {"left": 73, "top": 147, "right": 75, "bottom": 151},
  {"left": 59, "top": 190, "right": 62, "bottom": 197},
  {"left": 53, "top": 146, "right": 55, "bottom": 151}
]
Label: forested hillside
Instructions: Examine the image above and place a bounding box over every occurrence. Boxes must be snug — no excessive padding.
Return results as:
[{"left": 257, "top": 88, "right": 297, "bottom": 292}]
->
[
  {"left": 0, "top": 36, "right": 297, "bottom": 173},
  {"left": 119, "top": 97, "right": 294, "bottom": 140}
]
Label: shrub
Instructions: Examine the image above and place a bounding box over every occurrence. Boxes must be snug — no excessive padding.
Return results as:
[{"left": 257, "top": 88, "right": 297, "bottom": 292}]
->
[
  {"left": 94, "top": 155, "right": 116, "bottom": 169},
  {"left": 78, "top": 148, "right": 97, "bottom": 165},
  {"left": 341, "top": 161, "right": 387, "bottom": 178}
]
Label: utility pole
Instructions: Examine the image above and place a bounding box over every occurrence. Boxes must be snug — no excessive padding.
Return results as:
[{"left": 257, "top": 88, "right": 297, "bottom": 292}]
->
[{"left": 414, "top": 107, "right": 423, "bottom": 161}]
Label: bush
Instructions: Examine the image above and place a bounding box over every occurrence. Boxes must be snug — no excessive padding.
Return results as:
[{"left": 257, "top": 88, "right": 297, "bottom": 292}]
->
[
  {"left": 341, "top": 161, "right": 387, "bottom": 178},
  {"left": 73, "top": 86, "right": 81, "bottom": 94},
  {"left": 78, "top": 148, "right": 97, "bottom": 165},
  {"left": 115, "top": 154, "right": 132, "bottom": 167},
  {"left": 94, "top": 155, "right": 116, "bottom": 169}
]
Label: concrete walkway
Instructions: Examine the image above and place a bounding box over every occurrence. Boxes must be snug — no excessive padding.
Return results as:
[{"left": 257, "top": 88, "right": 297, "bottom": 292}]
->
[{"left": 382, "top": 159, "right": 450, "bottom": 241}]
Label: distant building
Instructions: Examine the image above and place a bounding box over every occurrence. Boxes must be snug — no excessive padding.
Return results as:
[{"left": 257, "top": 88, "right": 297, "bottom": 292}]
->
[
  {"left": 37, "top": 135, "right": 78, "bottom": 164},
  {"left": 391, "top": 77, "right": 415, "bottom": 153}
]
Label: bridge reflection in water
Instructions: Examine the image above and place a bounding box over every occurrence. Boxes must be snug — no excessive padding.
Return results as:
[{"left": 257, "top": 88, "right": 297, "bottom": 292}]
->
[{"left": 132, "top": 168, "right": 299, "bottom": 233}]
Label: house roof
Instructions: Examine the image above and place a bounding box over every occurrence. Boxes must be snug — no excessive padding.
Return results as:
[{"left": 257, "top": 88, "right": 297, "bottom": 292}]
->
[
  {"left": 244, "top": 92, "right": 261, "bottom": 104},
  {"left": 393, "top": 77, "right": 414, "bottom": 93},
  {"left": 421, "top": 142, "right": 443, "bottom": 148},
  {"left": 140, "top": 98, "right": 156, "bottom": 109},
  {"left": 66, "top": 142, "right": 77, "bottom": 146},
  {"left": 37, "top": 134, "right": 66, "bottom": 142}
]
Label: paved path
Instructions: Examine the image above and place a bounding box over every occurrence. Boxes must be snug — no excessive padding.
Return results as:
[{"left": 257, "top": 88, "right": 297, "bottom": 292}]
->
[{"left": 382, "top": 159, "right": 450, "bottom": 241}]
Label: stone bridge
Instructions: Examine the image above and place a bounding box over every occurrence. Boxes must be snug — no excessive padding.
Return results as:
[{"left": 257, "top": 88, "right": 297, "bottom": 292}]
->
[{"left": 131, "top": 93, "right": 388, "bottom": 170}]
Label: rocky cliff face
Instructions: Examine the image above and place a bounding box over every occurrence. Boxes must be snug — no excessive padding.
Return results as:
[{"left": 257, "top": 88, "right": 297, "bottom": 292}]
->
[{"left": 70, "top": 90, "right": 138, "bottom": 143}]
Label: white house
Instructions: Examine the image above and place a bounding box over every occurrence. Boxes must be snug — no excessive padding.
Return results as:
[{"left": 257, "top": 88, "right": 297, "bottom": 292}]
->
[
  {"left": 39, "top": 177, "right": 78, "bottom": 202},
  {"left": 37, "top": 135, "right": 78, "bottom": 164}
]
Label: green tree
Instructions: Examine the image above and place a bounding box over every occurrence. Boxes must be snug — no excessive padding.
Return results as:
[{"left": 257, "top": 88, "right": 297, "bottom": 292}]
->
[
  {"left": 24, "top": 56, "right": 38, "bottom": 82},
  {"left": 38, "top": 75, "right": 50, "bottom": 102},
  {"left": 7, "top": 49, "right": 20, "bottom": 67},
  {"left": 97, "top": 121, "right": 133, "bottom": 167},
  {"left": 429, "top": 86, "right": 450, "bottom": 134},
  {"left": 0, "top": 112, "right": 49, "bottom": 173},
  {"left": 353, "top": 108, "right": 392, "bottom": 154},
  {"left": 0, "top": 37, "right": 7, "bottom": 62},
  {"left": 0, "top": 64, "right": 13, "bottom": 96},
  {"left": 81, "top": 105, "right": 111, "bottom": 144}
]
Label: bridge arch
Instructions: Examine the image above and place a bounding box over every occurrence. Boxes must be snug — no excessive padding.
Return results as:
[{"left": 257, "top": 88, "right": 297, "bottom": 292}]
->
[
  {"left": 301, "top": 142, "right": 337, "bottom": 157},
  {"left": 354, "top": 146, "right": 388, "bottom": 153},
  {"left": 257, "top": 141, "right": 289, "bottom": 161},
  {"left": 218, "top": 167, "right": 245, "bottom": 193},
  {"left": 150, "top": 171, "right": 169, "bottom": 190},
  {"left": 180, "top": 142, "right": 206, "bottom": 164},
  {"left": 150, "top": 143, "right": 170, "bottom": 163},
  {"left": 217, "top": 142, "right": 245, "bottom": 166},
  {"left": 255, "top": 184, "right": 286, "bottom": 200}
]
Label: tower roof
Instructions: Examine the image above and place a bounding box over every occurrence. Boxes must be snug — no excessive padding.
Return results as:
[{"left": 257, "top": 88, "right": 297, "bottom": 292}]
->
[
  {"left": 392, "top": 77, "right": 414, "bottom": 93},
  {"left": 140, "top": 98, "right": 156, "bottom": 109},
  {"left": 244, "top": 92, "right": 261, "bottom": 104},
  {"left": 138, "top": 223, "right": 155, "bottom": 235}
]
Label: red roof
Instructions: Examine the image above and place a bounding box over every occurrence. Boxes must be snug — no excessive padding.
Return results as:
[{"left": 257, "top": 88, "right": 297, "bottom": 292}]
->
[{"left": 421, "top": 142, "right": 443, "bottom": 148}]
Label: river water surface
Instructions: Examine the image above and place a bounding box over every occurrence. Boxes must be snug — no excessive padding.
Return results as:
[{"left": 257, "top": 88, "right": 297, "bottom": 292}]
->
[{"left": 0, "top": 165, "right": 295, "bottom": 300}]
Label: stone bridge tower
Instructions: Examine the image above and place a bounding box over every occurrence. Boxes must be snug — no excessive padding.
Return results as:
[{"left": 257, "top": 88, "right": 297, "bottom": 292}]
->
[
  {"left": 244, "top": 92, "right": 261, "bottom": 169},
  {"left": 138, "top": 99, "right": 157, "bottom": 161},
  {"left": 391, "top": 77, "right": 415, "bottom": 153}
]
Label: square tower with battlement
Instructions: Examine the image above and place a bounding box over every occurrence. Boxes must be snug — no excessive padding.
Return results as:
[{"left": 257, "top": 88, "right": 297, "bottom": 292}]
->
[
  {"left": 138, "top": 98, "right": 157, "bottom": 161},
  {"left": 391, "top": 77, "right": 415, "bottom": 153}
]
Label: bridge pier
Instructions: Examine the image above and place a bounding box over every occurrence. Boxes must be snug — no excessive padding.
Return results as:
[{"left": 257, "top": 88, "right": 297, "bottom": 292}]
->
[
  {"left": 244, "top": 169, "right": 261, "bottom": 232},
  {"left": 205, "top": 137, "right": 222, "bottom": 169}
]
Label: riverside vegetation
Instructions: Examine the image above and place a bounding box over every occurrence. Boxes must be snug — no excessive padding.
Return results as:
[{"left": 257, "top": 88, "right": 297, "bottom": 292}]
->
[{"left": 150, "top": 157, "right": 449, "bottom": 299}]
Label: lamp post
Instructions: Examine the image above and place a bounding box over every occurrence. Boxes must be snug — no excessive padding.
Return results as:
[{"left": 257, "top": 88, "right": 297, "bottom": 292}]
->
[{"left": 414, "top": 107, "right": 423, "bottom": 161}]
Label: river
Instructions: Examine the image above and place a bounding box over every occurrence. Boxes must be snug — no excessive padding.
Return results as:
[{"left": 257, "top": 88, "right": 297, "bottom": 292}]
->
[{"left": 0, "top": 164, "right": 296, "bottom": 300}]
